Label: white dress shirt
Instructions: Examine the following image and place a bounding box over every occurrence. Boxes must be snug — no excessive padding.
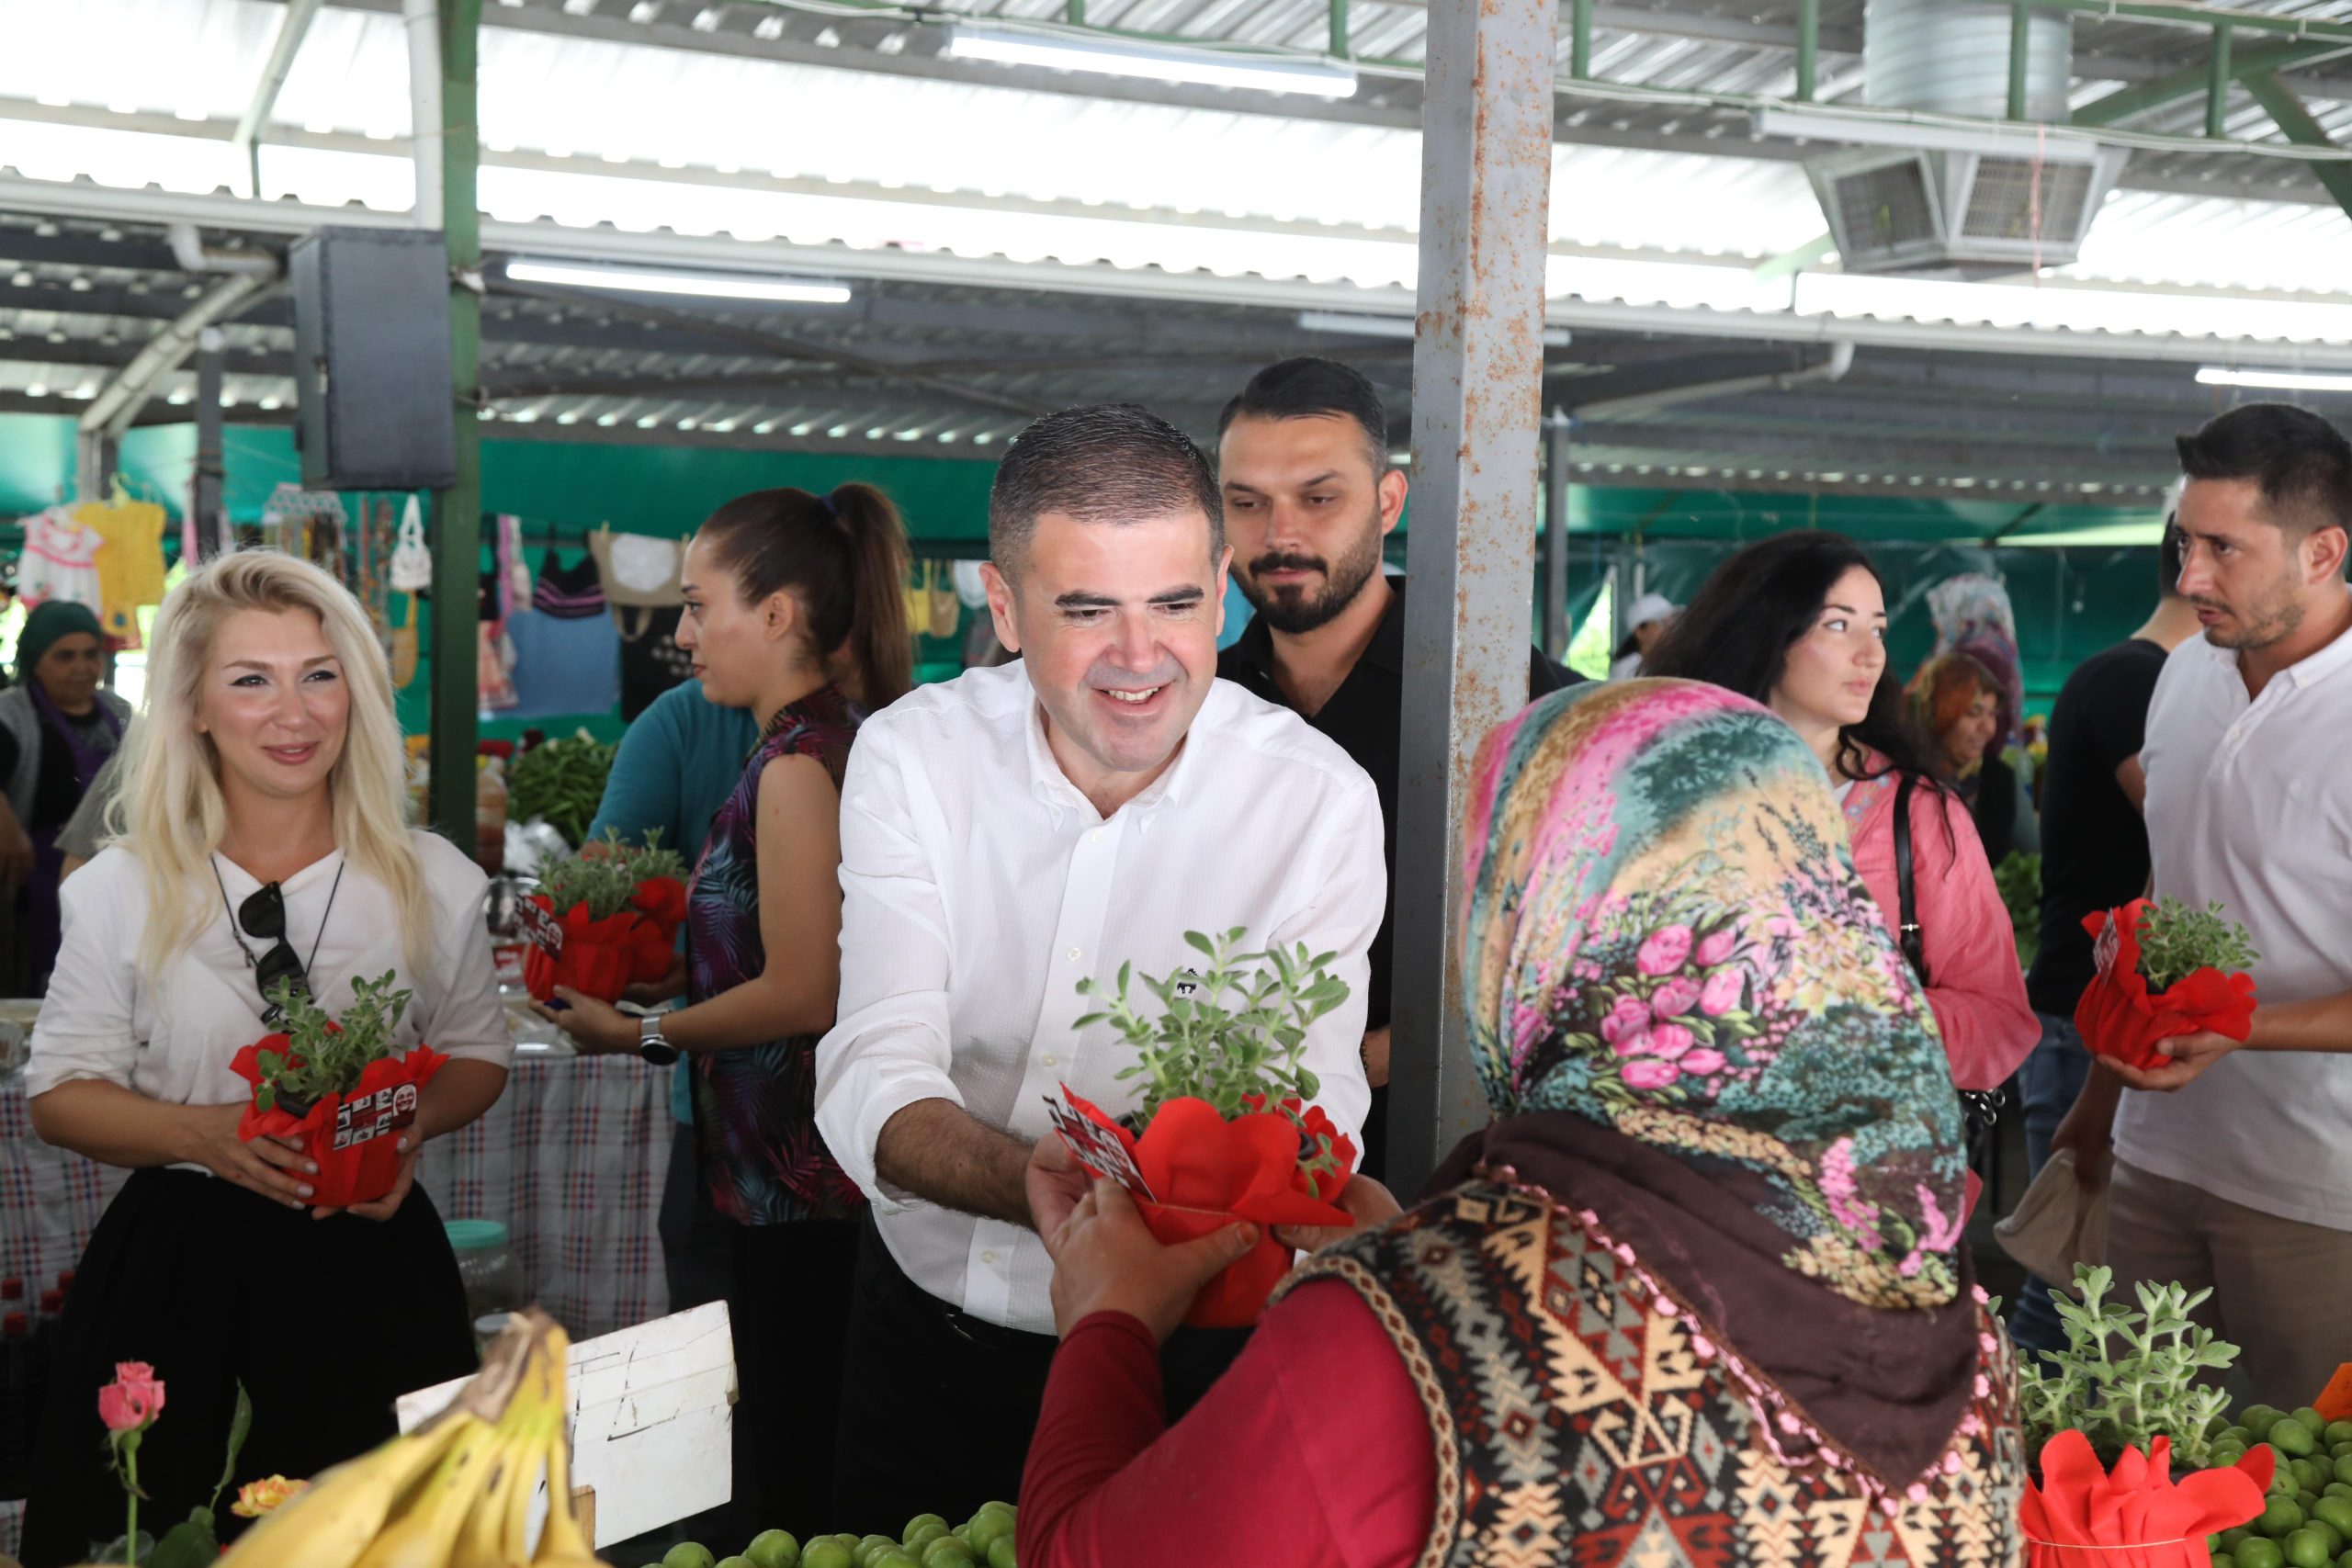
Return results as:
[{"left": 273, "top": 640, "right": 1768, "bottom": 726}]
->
[
  {"left": 2120, "top": 601, "right": 2352, "bottom": 1229},
  {"left": 28, "top": 831, "right": 514, "bottom": 1172},
  {"left": 815, "top": 662, "right": 1384, "bottom": 1336}
]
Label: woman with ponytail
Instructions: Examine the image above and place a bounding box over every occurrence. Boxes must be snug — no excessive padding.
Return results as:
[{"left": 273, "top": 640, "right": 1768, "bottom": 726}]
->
[{"left": 535, "top": 484, "right": 912, "bottom": 1529}]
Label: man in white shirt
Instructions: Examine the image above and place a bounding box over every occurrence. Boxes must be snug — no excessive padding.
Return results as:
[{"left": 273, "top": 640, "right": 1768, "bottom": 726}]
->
[
  {"left": 2054, "top": 403, "right": 2352, "bottom": 1406},
  {"left": 814, "top": 403, "right": 1385, "bottom": 1527}
]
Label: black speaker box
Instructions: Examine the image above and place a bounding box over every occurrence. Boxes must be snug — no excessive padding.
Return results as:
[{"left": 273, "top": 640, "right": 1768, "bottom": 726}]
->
[{"left": 290, "top": 227, "right": 457, "bottom": 491}]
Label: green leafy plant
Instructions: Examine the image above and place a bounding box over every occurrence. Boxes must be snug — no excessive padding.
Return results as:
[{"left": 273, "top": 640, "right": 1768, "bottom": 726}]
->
[
  {"left": 2018, "top": 1264, "right": 2240, "bottom": 1472},
  {"left": 507, "top": 731, "right": 617, "bottom": 848},
  {"left": 536, "top": 828, "right": 689, "bottom": 922},
  {"left": 252, "top": 973, "right": 413, "bottom": 1115},
  {"left": 1996, "top": 852, "right": 2041, "bottom": 971},
  {"left": 2134, "top": 897, "right": 2260, "bottom": 992},
  {"left": 1074, "top": 928, "right": 1351, "bottom": 1180}
]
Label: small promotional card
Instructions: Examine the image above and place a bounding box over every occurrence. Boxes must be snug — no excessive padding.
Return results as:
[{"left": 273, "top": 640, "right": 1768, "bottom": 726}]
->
[
  {"left": 332, "top": 1081, "right": 422, "bottom": 1154},
  {"left": 1044, "top": 1084, "right": 1157, "bottom": 1202},
  {"left": 517, "top": 897, "right": 567, "bottom": 957}
]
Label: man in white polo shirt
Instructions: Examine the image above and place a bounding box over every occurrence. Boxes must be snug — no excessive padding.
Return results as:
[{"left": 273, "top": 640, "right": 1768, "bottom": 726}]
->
[
  {"left": 2056, "top": 402, "right": 2352, "bottom": 1406},
  {"left": 814, "top": 403, "right": 1384, "bottom": 1530}
]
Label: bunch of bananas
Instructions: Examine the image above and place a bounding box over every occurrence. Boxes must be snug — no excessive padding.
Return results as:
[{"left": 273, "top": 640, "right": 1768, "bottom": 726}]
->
[{"left": 221, "top": 1308, "right": 603, "bottom": 1568}]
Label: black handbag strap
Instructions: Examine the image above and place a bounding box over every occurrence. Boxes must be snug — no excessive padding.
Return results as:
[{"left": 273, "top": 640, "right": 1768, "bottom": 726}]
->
[{"left": 1893, "top": 773, "right": 1930, "bottom": 987}]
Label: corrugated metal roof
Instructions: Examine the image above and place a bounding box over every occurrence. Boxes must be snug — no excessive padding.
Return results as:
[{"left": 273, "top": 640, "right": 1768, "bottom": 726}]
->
[{"left": 2, "top": 0, "right": 2348, "bottom": 500}]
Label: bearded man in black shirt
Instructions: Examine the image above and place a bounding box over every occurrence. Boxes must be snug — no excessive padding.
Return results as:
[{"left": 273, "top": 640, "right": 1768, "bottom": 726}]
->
[{"left": 1214, "top": 357, "right": 1575, "bottom": 1180}]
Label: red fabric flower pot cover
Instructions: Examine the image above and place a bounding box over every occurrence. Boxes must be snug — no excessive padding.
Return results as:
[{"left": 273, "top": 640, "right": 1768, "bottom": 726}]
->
[
  {"left": 521, "top": 877, "right": 686, "bottom": 1004},
  {"left": 1066, "top": 1090, "right": 1356, "bottom": 1329},
  {"left": 2074, "top": 900, "right": 2257, "bottom": 1072},
  {"left": 230, "top": 1039, "right": 449, "bottom": 1208},
  {"left": 2024, "top": 1432, "right": 2270, "bottom": 1568}
]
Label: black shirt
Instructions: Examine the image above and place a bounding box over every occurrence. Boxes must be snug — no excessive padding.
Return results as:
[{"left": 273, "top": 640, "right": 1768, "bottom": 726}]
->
[
  {"left": 1217, "top": 579, "right": 1578, "bottom": 1175},
  {"left": 0, "top": 704, "right": 119, "bottom": 832},
  {"left": 2025, "top": 637, "right": 2169, "bottom": 1016},
  {"left": 1970, "top": 752, "right": 2019, "bottom": 866}
]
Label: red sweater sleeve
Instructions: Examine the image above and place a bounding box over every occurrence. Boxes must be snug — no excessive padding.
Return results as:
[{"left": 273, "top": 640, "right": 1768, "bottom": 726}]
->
[
  {"left": 1017, "top": 1280, "right": 1434, "bottom": 1568},
  {"left": 1850, "top": 783, "right": 2040, "bottom": 1092}
]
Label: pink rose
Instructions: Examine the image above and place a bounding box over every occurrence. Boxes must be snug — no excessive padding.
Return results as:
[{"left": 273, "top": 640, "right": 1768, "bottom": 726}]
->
[
  {"left": 1637, "top": 926, "right": 1693, "bottom": 976},
  {"left": 1599, "top": 997, "right": 1650, "bottom": 1044},
  {"left": 1649, "top": 977, "right": 1702, "bottom": 1020},
  {"left": 1612, "top": 1026, "right": 1655, "bottom": 1059},
  {"left": 98, "top": 1361, "right": 164, "bottom": 1434},
  {"left": 1679, "top": 1049, "right": 1727, "bottom": 1076},
  {"left": 1648, "top": 1023, "right": 1695, "bottom": 1061},
  {"left": 1622, "top": 1057, "right": 1680, "bottom": 1090},
  {"left": 1701, "top": 968, "right": 1746, "bottom": 1017},
  {"left": 1696, "top": 930, "right": 1739, "bottom": 968}
]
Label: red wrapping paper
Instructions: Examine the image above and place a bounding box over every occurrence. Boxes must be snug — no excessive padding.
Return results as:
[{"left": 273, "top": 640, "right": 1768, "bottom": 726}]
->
[
  {"left": 521, "top": 877, "right": 687, "bottom": 1004},
  {"left": 1065, "top": 1089, "right": 1356, "bottom": 1328},
  {"left": 2024, "top": 1432, "right": 2271, "bottom": 1568},
  {"left": 230, "top": 1038, "right": 449, "bottom": 1208},
  {"left": 2074, "top": 900, "right": 2257, "bottom": 1072}
]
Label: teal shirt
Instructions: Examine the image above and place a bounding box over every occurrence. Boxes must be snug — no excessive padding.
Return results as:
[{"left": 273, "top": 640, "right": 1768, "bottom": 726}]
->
[{"left": 583, "top": 681, "right": 761, "bottom": 1123}]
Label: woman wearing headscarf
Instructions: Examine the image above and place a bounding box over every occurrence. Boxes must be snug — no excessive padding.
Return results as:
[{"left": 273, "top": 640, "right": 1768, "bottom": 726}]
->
[
  {"left": 0, "top": 599, "right": 132, "bottom": 994},
  {"left": 1017, "top": 681, "right": 2025, "bottom": 1568}
]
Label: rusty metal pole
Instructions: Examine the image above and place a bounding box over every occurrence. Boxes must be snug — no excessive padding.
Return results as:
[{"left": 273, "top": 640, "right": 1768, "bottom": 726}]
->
[{"left": 1387, "top": 0, "right": 1559, "bottom": 1195}]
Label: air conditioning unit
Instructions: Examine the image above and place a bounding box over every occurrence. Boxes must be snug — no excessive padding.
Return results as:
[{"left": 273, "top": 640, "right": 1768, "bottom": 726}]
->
[{"left": 1804, "top": 140, "right": 2128, "bottom": 277}]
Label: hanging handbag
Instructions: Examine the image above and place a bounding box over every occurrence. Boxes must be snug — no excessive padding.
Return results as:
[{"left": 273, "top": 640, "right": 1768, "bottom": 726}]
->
[
  {"left": 389, "top": 496, "right": 433, "bottom": 592},
  {"left": 1894, "top": 773, "right": 2007, "bottom": 1152}
]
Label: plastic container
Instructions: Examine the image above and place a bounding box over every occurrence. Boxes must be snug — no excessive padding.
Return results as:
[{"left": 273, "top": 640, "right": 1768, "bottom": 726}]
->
[{"left": 445, "top": 1220, "right": 522, "bottom": 1324}]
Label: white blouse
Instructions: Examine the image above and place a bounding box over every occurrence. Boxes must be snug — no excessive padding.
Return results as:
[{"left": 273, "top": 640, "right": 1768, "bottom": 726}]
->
[{"left": 26, "top": 832, "right": 513, "bottom": 1135}]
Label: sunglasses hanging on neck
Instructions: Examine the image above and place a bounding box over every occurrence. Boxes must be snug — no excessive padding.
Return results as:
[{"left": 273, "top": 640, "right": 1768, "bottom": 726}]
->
[{"left": 213, "top": 859, "right": 345, "bottom": 1026}]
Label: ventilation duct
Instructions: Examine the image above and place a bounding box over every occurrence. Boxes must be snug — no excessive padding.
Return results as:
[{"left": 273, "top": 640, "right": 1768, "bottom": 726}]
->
[{"left": 1792, "top": 0, "right": 2127, "bottom": 277}]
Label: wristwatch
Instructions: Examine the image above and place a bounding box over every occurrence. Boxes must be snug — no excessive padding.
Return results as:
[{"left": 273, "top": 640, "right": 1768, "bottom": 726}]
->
[{"left": 637, "top": 1014, "right": 680, "bottom": 1066}]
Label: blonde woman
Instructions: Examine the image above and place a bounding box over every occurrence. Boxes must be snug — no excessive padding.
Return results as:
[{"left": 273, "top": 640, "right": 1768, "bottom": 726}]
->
[{"left": 19, "top": 551, "right": 511, "bottom": 1564}]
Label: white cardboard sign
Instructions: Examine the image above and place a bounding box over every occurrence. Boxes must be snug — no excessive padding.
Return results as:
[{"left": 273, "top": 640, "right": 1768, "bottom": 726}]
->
[{"left": 396, "top": 1301, "right": 737, "bottom": 1549}]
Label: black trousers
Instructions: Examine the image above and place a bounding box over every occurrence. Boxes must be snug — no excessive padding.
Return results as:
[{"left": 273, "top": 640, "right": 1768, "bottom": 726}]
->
[
  {"left": 662, "top": 1119, "right": 734, "bottom": 1314},
  {"left": 20, "top": 1168, "right": 476, "bottom": 1568},
  {"left": 729, "top": 1217, "right": 858, "bottom": 1538},
  {"left": 828, "top": 1214, "right": 1248, "bottom": 1538}
]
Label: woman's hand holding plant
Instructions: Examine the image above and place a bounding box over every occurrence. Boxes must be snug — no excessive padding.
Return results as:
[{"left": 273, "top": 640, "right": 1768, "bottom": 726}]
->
[
  {"left": 1040, "top": 1179, "right": 1258, "bottom": 1342},
  {"left": 180, "top": 1101, "right": 316, "bottom": 1207}
]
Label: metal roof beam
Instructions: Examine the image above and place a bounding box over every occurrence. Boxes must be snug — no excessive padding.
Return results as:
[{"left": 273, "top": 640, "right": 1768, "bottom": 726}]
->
[
  {"left": 490, "top": 277, "right": 1051, "bottom": 419},
  {"left": 2075, "top": 37, "right": 2352, "bottom": 126},
  {"left": 233, "top": 0, "right": 325, "bottom": 198},
  {"left": 79, "top": 273, "right": 280, "bottom": 441},
  {"left": 2243, "top": 72, "right": 2352, "bottom": 223}
]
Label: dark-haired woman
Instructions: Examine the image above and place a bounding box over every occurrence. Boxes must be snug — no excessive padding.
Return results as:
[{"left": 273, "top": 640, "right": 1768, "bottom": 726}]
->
[
  {"left": 1645, "top": 532, "right": 2037, "bottom": 1122},
  {"left": 536, "top": 484, "right": 912, "bottom": 1530}
]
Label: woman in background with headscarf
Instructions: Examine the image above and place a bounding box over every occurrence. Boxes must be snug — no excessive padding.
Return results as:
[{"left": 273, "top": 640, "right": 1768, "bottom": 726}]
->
[
  {"left": 1015, "top": 680, "right": 2024, "bottom": 1568},
  {"left": 0, "top": 600, "right": 131, "bottom": 993},
  {"left": 1909, "top": 651, "right": 2019, "bottom": 863}
]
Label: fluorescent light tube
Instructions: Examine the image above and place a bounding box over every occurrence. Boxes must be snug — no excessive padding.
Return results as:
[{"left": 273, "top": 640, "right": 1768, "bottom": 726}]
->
[
  {"left": 1297, "top": 310, "right": 1571, "bottom": 347},
  {"left": 1754, "top": 105, "right": 2110, "bottom": 163},
  {"left": 2197, "top": 366, "right": 2352, "bottom": 393},
  {"left": 504, "top": 259, "right": 851, "bottom": 304},
  {"left": 944, "top": 27, "right": 1357, "bottom": 98}
]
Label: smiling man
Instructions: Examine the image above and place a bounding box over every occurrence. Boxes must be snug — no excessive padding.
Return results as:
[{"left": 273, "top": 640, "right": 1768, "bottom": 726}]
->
[
  {"left": 1214, "top": 358, "right": 1574, "bottom": 1179},
  {"left": 815, "top": 403, "right": 1384, "bottom": 1528}
]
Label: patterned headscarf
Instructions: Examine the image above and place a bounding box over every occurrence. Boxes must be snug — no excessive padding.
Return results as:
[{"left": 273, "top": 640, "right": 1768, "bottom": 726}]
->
[{"left": 1461, "top": 680, "right": 1967, "bottom": 1311}]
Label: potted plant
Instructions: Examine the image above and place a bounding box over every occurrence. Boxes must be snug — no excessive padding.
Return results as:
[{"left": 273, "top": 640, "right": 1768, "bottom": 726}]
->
[
  {"left": 2018, "top": 1266, "right": 2271, "bottom": 1568},
  {"left": 229, "top": 974, "right": 447, "bottom": 1210},
  {"left": 1058, "top": 929, "right": 1359, "bottom": 1328},
  {"left": 2075, "top": 897, "right": 2260, "bottom": 1070},
  {"left": 521, "top": 828, "right": 689, "bottom": 1005}
]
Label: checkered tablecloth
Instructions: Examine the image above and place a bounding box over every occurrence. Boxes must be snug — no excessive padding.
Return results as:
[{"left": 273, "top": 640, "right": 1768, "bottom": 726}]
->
[
  {"left": 419, "top": 1048, "right": 673, "bottom": 1342},
  {"left": 0, "top": 1043, "right": 671, "bottom": 1407}
]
